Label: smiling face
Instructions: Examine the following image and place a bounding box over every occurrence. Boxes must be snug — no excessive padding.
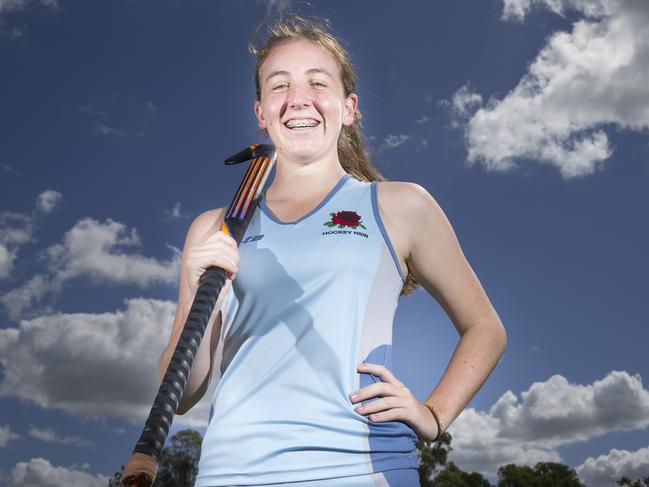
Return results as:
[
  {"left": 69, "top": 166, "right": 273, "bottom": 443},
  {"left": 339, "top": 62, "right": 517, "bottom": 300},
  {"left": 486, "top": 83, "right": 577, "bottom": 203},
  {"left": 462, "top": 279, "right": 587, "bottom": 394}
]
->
[{"left": 254, "top": 38, "right": 358, "bottom": 164}]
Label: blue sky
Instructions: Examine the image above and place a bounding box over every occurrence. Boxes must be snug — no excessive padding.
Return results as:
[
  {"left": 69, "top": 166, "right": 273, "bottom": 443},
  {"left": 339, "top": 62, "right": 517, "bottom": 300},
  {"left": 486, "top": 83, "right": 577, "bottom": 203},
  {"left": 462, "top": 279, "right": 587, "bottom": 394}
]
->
[{"left": 1, "top": 0, "right": 648, "bottom": 485}]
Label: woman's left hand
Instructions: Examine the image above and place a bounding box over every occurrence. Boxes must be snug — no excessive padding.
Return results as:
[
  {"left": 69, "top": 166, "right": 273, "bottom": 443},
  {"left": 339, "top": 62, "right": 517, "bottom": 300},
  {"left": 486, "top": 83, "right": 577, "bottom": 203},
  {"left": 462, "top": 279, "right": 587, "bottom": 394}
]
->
[{"left": 349, "top": 362, "right": 439, "bottom": 443}]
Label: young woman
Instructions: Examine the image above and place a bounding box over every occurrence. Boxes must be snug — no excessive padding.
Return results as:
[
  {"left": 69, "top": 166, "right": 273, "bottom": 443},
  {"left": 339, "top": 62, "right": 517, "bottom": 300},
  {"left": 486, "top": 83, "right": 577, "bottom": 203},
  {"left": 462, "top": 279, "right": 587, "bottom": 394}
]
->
[{"left": 158, "top": 15, "right": 507, "bottom": 487}]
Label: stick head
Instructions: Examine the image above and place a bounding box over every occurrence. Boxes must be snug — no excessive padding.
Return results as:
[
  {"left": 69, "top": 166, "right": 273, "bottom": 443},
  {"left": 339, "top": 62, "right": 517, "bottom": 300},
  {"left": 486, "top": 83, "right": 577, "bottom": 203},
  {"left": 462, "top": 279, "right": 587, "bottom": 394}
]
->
[
  {"left": 222, "top": 144, "right": 277, "bottom": 243},
  {"left": 224, "top": 143, "right": 275, "bottom": 165}
]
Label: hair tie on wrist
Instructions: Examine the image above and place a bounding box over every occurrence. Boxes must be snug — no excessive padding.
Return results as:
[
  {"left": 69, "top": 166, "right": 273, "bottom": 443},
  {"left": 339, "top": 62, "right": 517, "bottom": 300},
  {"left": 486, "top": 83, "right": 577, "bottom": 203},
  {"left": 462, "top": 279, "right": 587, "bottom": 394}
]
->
[{"left": 424, "top": 403, "right": 444, "bottom": 448}]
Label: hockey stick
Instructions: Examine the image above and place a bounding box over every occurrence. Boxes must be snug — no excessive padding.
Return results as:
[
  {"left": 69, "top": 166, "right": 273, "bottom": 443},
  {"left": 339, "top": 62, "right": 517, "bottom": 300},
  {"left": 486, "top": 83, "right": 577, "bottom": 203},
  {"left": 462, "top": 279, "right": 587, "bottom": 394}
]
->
[{"left": 120, "top": 144, "right": 277, "bottom": 487}]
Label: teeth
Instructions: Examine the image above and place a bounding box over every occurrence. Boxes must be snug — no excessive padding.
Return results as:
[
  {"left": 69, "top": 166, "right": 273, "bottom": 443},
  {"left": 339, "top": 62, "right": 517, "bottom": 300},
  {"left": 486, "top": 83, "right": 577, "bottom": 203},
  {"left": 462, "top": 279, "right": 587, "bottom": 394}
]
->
[{"left": 285, "top": 119, "right": 319, "bottom": 129}]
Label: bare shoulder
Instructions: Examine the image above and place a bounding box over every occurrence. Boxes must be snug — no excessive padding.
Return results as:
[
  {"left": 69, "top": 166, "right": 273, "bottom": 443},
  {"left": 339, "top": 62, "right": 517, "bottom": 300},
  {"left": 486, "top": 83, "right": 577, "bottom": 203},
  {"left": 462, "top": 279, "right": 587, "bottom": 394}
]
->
[
  {"left": 185, "top": 207, "right": 227, "bottom": 245},
  {"left": 374, "top": 181, "right": 447, "bottom": 257},
  {"left": 375, "top": 180, "right": 440, "bottom": 212}
]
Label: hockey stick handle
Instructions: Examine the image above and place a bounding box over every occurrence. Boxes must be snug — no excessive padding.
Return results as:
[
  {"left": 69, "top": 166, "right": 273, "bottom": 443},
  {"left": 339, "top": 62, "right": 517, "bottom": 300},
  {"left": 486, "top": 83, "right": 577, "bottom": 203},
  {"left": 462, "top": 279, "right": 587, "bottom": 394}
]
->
[
  {"left": 120, "top": 144, "right": 276, "bottom": 487},
  {"left": 121, "top": 264, "right": 227, "bottom": 487}
]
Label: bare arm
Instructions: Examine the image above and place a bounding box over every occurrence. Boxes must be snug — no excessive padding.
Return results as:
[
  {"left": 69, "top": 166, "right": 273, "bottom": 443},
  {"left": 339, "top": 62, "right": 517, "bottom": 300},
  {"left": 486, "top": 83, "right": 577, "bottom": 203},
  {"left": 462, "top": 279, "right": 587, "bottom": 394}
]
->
[
  {"left": 158, "top": 207, "right": 232, "bottom": 415},
  {"left": 394, "top": 183, "right": 507, "bottom": 431}
]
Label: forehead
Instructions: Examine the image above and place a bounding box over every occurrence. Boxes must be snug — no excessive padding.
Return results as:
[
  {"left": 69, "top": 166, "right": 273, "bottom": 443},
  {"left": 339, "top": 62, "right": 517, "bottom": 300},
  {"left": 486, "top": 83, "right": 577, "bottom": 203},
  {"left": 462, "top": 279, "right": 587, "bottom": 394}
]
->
[{"left": 260, "top": 38, "right": 341, "bottom": 81}]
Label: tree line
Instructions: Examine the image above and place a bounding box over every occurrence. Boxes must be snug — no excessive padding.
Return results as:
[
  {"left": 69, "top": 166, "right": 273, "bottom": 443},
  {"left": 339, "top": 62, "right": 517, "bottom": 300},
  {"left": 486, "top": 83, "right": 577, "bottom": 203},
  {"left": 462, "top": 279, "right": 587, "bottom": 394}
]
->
[{"left": 109, "top": 429, "right": 649, "bottom": 486}]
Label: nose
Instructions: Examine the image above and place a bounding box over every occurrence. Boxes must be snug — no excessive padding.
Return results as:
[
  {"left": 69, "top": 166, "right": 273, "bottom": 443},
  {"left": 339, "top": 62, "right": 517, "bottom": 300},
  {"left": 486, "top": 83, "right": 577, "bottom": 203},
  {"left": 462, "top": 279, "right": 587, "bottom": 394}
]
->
[{"left": 287, "top": 84, "right": 311, "bottom": 109}]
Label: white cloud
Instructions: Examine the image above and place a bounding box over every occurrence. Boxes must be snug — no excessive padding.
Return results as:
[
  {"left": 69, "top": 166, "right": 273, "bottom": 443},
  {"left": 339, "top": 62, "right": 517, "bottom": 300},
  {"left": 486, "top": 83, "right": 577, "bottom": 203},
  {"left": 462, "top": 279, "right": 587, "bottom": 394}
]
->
[
  {"left": 0, "top": 190, "right": 59, "bottom": 280},
  {"left": 0, "top": 424, "right": 19, "bottom": 447},
  {"left": 445, "top": 0, "right": 649, "bottom": 178},
  {"left": 6, "top": 458, "right": 108, "bottom": 487},
  {"left": 0, "top": 243, "right": 16, "bottom": 279},
  {"left": 577, "top": 446, "right": 649, "bottom": 487},
  {"left": 28, "top": 426, "right": 90, "bottom": 446},
  {"left": 378, "top": 134, "right": 411, "bottom": 151},
  {"left": 0, "top": 298, "right": 172, "bottom": 420},
  {"left": 446, "top": 370, "right": 649, "bottom": 481},
  {"left": 165, "top": 202, "right": 190, "bottom": 221},
  {"left": 440, "top": 85, "right": 483, "bottom": 129},
  {"left": 0, "top": 211, "right": 34, "bottom": 247},
  {"left": 1, "top": 217, "right": 180, "bottom": 320},
  {"left": 92, "top": 122, "right": 130, "bottom": 137},
  {"left": 36, "top": 190, "right": 62, "bottom": 214},
  {"left": 45, "top": 217, "right": 179, "bottom": 286},
  {"left": 502, "top": 0, "right": 624, "bottom": 22},
  {"left": 0, "top": 296, "right": 212, "bottom": 426},
  {"left": 0, "top": 0, "right": 58, "bottom": 15},
  {"left": 0, "top": 274, "right": 59, "bottom": 320}
]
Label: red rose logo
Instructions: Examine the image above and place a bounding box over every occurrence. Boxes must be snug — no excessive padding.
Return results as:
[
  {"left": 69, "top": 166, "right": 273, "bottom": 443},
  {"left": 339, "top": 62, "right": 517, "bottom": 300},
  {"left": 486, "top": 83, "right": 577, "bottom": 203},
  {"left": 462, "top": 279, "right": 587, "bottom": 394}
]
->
[{"left": 323, "top": 211, "right": 366, "bottom": 229}]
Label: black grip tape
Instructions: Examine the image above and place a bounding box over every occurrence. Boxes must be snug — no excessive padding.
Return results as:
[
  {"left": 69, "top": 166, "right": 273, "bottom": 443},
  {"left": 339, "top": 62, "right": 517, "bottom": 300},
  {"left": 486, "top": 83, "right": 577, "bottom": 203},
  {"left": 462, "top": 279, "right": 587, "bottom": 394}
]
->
[{"left": 132, "top": 266, "right": 227, "bottom": 461}]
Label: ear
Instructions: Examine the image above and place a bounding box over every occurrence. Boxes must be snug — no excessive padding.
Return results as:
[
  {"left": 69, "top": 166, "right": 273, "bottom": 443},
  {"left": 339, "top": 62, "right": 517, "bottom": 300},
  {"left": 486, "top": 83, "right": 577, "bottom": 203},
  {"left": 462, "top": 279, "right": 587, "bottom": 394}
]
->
[
  {"left": 254, "top": 100, "right": 267, "bottom": 130},
  {"left": 342, "top": 93, "right": 358, "bottom": 126}
]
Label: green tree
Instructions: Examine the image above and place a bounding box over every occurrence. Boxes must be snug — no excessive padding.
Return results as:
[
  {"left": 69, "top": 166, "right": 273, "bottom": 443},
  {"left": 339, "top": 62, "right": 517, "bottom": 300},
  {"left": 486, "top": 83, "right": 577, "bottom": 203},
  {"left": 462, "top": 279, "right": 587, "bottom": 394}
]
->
[
  {"left": 416, "top": 430, "right": 492, "bottom": 486},
  {"left": 109, "top": 429, "right": 202, "bottom": 487},
  {"left": 153, "top": 429, "right": 202, "bottom": 487},
  {"left": 497, "top": 462, "right": 585, "bottom": 487},
  {"left": 431, "top": 461, "right": 492, "bottom": 487},
  {"left": 108, "top": 468, "right": 124, "bottom": 487},
  {"left": 417, "top": 430, "right": 452, "bottom": 486},
  {"left": 617, "top": 476, "right": 649, "bottom": 486}
]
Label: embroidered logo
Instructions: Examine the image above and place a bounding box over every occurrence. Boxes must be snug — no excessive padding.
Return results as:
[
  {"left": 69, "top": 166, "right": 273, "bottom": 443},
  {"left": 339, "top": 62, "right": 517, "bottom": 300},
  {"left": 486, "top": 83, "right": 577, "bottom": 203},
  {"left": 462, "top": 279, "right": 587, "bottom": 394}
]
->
[{"left": 323, "top": 211, "right": 366, "bottom": 230}]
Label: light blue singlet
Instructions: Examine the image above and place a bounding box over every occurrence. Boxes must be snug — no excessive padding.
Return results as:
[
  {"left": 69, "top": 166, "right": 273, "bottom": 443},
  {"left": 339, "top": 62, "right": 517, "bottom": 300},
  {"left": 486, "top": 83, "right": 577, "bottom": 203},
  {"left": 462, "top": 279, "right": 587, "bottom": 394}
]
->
[{"left": 195, "top": 171, "right": 421, "bottom": 487}]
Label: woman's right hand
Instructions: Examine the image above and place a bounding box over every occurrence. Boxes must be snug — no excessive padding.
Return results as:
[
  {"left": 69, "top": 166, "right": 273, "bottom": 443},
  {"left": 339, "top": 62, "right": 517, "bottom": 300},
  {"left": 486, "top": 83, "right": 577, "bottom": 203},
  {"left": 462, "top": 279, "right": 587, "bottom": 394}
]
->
[{"left": 184, "top": 228, "right": 239, "bottom": 296}]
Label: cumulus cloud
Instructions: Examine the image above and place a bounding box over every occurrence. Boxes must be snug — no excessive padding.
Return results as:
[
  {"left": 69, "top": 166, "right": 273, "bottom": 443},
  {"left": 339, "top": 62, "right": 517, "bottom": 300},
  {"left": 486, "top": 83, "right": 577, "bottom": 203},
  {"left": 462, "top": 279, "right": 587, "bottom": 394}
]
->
[
  {"left": 28, "top": 426, "right": 90, "bottom": 446},
  {"left": 1, "top": 217, "right": 181, "bottom": 320},
  {"left": 45, "top": 217, "right": 178, "bottom": 286},
  {"left": 447, "top": 370, "right": 649, "bottom": 482},
  {"left": 0, "top": 297, "right": 172, "bottom": 420},
  {"left": 0, "top": 243, "right": 15, "bottom": 280},
  {"left": 6, "top": 457, "right": 108, "bottom": 487},
  {"left": 0, "top": 211, "right": 35, "bottom": 248},
  {"left": 0, "top": 297, "right": 213, "bottom": 426},
  {"left": 35, "top": 190, "right": 62, "bottom": 214},
  {"left": 444, "top": 0, "right": 649, "bottom": 178},
  {"left": 502, "top": 0, "right": 624, "bottom": 22},
  {"left": 577, "top": 446, "right": 649, "bottom": 487},
  {"left": 441, "top": 85, "right": 483, "bottom": 129},
  {"left": 0, "top": 424, "right": 19, "bottom": 447},
  {"left": 0, "top": 190, "right": 60, "bottom": 280}
]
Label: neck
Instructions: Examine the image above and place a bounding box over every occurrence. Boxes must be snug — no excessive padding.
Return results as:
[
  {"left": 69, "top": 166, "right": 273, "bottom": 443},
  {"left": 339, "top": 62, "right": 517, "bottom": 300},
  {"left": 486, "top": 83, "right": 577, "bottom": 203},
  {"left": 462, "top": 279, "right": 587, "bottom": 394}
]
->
[{"left": 265, "top": 152, "right": 347, "bottom": 202}]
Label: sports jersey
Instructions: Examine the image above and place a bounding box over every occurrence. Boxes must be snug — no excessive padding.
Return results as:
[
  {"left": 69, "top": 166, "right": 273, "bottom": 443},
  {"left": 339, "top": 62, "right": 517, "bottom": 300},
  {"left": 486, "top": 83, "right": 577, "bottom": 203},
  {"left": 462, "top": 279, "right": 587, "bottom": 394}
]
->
[{"left": 195, "top": 171, "right": 419, "bottom": 486}]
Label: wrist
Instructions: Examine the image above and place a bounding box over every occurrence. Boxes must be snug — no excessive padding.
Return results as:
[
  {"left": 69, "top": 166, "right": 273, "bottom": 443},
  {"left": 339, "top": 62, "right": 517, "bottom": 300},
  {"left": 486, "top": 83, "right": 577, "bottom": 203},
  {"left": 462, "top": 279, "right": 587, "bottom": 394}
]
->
[{"left": 423, "top": 403, "right": 444, "bottom": 445}]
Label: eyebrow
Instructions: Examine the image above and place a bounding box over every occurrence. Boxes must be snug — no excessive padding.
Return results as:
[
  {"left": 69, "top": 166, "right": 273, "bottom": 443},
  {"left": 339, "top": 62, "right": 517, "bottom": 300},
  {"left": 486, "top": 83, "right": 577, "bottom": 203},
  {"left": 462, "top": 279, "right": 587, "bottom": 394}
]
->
[{"left": 264, "top": 68, "right": 334, "bottom": 84}]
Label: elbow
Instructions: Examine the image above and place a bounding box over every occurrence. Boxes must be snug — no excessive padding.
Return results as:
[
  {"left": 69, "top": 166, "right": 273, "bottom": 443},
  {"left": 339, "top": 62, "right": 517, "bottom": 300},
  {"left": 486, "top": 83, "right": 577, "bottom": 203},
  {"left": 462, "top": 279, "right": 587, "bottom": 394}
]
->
[
  {"left": 176, "top": 393, "right": 197, "bottom": 416},
  {"left": 495, "top": 321, "right": 508, "bottom": 358},
  {"left": 176, "top": 376, "right": 210, "bottom": 416},
  {"left": 480, "top": 319, "right": 507, "bottom": 357}
]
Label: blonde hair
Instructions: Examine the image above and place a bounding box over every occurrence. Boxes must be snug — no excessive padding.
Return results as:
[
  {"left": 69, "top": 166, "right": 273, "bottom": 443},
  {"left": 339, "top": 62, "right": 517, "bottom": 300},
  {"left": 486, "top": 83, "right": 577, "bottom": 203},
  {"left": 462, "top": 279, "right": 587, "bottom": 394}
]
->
[{"left": 249, "top": 14, "right": 419, "bottom": 296}]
